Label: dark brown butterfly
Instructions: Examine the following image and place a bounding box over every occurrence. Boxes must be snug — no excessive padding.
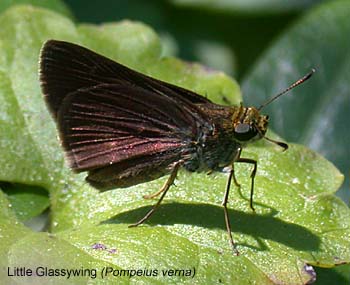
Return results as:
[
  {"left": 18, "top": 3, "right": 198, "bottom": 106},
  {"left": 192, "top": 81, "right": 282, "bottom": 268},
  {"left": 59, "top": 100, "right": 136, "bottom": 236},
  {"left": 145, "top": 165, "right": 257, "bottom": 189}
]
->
[{"left": 39, "top": 40, "right": 314, "bottom": 254}]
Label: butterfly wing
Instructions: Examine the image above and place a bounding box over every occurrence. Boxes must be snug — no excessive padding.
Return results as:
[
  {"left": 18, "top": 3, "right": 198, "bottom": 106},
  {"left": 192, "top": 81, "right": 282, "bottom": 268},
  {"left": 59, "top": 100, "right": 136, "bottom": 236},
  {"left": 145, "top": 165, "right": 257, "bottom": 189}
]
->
[
  {"left": 56, "top": 83, "right": 207, "bottom": 171},
  {"left": 40, "top": 40, "right": 215, "bottom": 189},
  {"left": 40, "top": 40, "right": 212, "bottom": 119}
]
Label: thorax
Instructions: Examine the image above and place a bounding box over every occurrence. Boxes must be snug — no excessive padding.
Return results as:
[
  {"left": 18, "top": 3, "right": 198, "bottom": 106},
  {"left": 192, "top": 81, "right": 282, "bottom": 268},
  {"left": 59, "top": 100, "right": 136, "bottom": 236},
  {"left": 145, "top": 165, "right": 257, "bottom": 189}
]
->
[{"left": 182, "top": 103, "right": 241, "bottom": 172}]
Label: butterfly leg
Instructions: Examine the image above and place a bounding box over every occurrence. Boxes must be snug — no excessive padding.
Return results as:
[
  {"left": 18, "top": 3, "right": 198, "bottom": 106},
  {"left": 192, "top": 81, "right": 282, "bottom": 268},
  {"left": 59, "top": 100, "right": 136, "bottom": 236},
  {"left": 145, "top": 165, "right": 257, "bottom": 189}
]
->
[
  {"left": 143, "top": 182, "right": 169, "bottom": 199},
  {"left": 235, "top": 158, "right": 257, "bottom": 212},
  {"left": 222, "top": 167, "right": 239, "bottom": 255},
  {"left": 129, "top": 162, "right": 181, "bottom": 227},
  {"left": 231, "top": 162, "right": 241, "bottom": 188}
]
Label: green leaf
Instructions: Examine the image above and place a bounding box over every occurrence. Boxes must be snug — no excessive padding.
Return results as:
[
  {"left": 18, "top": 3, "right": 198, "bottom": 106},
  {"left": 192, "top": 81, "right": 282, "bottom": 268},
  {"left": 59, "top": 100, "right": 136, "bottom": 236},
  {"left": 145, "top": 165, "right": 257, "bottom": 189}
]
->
[
  {"left": 242, "top": 0, "right": 350, "bottom": 203},
  {"left": 315, "top": 263, "right": 350, "bottom": 285},
  {"left": 2, "top": 183, "right": 49, "bottom": 221},
  {"left": 0, "top": 0, "right": 71, "bottom": 16},
  {"left": 171, "top": 0, "right": 325, "bottom": 14},
  {"left": 7, "top": 231, "right": 121, "bottom": 285},
  {"left": 0, "top": 4, "right": 349, "bottom": 284},
  {"left": 0, "top": 190, "right": 32, "bottom": 282}
]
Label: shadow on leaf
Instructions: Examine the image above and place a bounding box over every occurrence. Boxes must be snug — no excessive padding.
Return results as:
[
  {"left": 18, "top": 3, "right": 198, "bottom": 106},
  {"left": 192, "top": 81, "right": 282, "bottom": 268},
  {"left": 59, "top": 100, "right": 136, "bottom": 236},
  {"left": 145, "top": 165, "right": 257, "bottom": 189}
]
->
[{"left": 105, "top": 202, "right": 320, "bottom": 251}]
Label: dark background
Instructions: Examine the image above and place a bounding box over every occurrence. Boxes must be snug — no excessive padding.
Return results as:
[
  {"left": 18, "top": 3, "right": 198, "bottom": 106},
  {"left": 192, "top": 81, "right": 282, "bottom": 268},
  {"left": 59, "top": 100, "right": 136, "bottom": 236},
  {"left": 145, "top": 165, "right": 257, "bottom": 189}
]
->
[{"left": 63, "top": 0, "right": 323, "bottom": 79}]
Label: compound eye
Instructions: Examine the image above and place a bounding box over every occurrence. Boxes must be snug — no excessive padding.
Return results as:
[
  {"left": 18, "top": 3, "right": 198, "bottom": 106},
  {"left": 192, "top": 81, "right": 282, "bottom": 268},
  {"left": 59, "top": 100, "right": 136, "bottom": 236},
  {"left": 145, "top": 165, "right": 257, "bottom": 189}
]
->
[
  {"left": 234, "top": 123, "right": 257, "bottom": 141},
  {"left": 235, "top": 123, "right": 250, "bottom": 134}
]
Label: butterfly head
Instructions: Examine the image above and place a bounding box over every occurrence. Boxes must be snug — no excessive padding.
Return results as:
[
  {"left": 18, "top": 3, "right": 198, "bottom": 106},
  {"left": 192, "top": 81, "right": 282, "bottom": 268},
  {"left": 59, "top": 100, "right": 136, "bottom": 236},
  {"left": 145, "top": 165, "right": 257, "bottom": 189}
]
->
[{"left": 232, "top": 105, "right": 268, "bottom": 143}]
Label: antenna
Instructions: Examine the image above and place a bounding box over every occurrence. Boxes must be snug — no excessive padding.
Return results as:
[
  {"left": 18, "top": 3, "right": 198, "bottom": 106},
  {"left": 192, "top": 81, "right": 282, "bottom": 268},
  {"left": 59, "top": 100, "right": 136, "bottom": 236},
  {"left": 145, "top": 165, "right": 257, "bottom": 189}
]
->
[{"left": 257, "top": 68, "right": 316, "bottom": 111}]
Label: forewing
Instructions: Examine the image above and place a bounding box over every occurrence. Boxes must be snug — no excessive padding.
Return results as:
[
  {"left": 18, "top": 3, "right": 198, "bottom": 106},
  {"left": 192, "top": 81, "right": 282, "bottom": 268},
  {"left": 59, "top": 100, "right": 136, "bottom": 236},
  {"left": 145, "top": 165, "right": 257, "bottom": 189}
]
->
[
  {"left": 57, "top": 83, "right": 203, "bottom": 171},
  {"left": 40, "top": 40, "right": 212, "bottom": 118}
]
